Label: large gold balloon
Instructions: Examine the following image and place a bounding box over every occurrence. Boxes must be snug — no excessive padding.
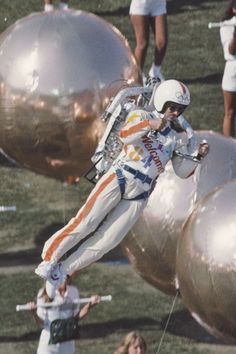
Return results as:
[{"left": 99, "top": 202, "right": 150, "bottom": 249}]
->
[
  {"left": 0, "top": 10, "right": 140, "bottom": 181},
  {"left": 121, "top": 132, "right": 236, "bottom": 295},
  {"left": 176, "top": 179, "right": 236, "bottom": 343}
]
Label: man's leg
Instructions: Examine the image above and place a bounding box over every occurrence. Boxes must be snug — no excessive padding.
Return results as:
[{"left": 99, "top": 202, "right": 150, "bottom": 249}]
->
[
  {"left": 62, "top": 197, "right": 147, "bottom": 274},
  {"left": 41, "top": 171, "right": 120, "bottom": 264}
]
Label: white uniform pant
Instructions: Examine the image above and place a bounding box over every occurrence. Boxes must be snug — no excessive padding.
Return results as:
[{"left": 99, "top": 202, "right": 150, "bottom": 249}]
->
[
  {"left": 37, "top": 329, "right": 75, "bottom": 354},
  {"left": 42, "top": 167, "right": 148, "bottom": 274},
  {"left": 222, "top": 60, "right": 236, "bottom": 92}
]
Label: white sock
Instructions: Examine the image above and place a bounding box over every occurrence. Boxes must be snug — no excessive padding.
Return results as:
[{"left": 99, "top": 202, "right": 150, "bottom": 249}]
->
[
  {"left": 44, "top": 4, "right": 54, "bottom": 12},
  {"left": 59, "top": 2, "right": 69, "bottom": 10},
  {"left": 148, "top": 63, "right": 164, "bottom": 81},
  {"left": 142, "top": 72, "right": 147, "bottom": 85}
]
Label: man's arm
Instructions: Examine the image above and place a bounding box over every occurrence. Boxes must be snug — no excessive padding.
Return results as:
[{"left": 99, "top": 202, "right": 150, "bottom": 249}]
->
[
  {"left": 172, "top": 139, "right": 209, "bottom": 178},
  {"left": 119, "top": 110, "right": 164, "bottom": 144}
]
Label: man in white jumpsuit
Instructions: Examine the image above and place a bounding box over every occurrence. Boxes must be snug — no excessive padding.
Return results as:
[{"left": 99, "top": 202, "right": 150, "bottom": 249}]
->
[{"left": 35, "top": 80, "right": 209, "bottom": 298}]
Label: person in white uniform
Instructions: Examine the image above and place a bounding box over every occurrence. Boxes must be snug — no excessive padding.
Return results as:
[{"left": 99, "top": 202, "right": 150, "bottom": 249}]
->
[
  {"left": 129, "top": 0, "right": 168, "bottom": 82},
  {"left": 220, "top": 0, "right": 236, "bottom": 137},
  {"left": 35, "top": 79, "right": 209, "bottom": 298},
  {"left": 28, "top": 278, "right": 101, "bottom": 354}
]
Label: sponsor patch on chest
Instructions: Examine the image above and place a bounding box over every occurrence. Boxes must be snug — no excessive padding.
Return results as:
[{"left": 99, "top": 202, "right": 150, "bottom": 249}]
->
[{"left": 141, "top": 135, "right": 164, "bottom": 172}]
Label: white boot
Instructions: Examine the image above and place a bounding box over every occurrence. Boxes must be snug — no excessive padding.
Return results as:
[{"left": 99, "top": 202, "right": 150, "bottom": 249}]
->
[
  {"left": 148, "top": 63, "right": 165, "bottom": 82},
  {"left": 44, "top": 4, "right": 54, "bottom": 12},
  {"left": 59, "top": 2, "right": 69, "bottom": 10},
  {"left": 45, "top": 263, "right": 67, "bottom": 299}
]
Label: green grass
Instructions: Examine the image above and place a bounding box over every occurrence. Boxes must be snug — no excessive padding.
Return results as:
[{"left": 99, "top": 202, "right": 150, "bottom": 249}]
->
[{"left": 0, "top": 0, "right": 235, "bottom": 353}]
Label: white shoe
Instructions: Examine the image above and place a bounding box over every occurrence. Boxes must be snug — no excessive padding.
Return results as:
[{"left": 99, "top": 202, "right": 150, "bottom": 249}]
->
[
  {"left": 35, "top": 260, "right": 56, "bottom": 279},
  {"left": 59, "top": 2, "right": 69, "bottom": 10},
  {"left": 45, "top": 263, "right": 67, "bottom": 299},
  {"left": 148, "top": 64, "right": 165, "bottom": 82}
]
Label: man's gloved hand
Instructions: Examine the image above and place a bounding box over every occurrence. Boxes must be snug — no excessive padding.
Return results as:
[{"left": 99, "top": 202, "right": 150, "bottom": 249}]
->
[
  {"left": 149, "top": 117, "right": 168, "bottom": 131},
  {"left": 196, "top": 140, "right": 209, "bottom": 160}
]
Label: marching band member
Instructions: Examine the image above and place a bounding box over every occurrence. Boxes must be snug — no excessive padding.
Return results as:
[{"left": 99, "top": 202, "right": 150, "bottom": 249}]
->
[{"left": 220, "top": 0, "right": 236, "bottom": 136}]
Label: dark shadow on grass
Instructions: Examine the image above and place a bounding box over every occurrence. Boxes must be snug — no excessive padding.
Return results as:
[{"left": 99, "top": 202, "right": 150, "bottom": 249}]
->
[
  {"left": 167, "top": 0, "right": 224, "bottom": 15},
  {"left": 0, "top": 330, "right": 41, "bottom": 343},
  {"left": 181, "top": 73, "right": 222, "bottom": 86},
  {"left": 95, "top": 6, "right": 129, "bottom": 17},
  {"left": 0, "top": 222, "right": 126, "bottom": 268},
  {"left": 0, "top": 248, "right": 41, "bottom": 267},
  {"left": 0, "top": 317, "right": 159, "bottom": 343},
  {"left": 80, "top": 317, "right": 159, "bottom": 339},
  {"left": 162, "top": 308, "right": 223, "bottom": 344}
]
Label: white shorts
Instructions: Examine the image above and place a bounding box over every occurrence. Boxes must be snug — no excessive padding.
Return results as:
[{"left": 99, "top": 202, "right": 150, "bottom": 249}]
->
[
  {"left": 222, "top": 60, "right": 236, "bottom": 92},
  {"left": 129, "top": 0, "right": 167, "bottom": 16}
]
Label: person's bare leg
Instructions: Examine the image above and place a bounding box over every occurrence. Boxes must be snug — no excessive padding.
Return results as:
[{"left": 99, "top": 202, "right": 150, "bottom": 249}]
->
[
  {"left": 130, "top": 15, "right": 150, "bottom": 71},
  {"left": 152, "top": 14, "right": 168, "bottom": 66},
  {"left": 149, "top": 14, "right": 168, "bottom": 80},
  {"left": 222, "top": 90, "right": 236, "bottom": 137}
]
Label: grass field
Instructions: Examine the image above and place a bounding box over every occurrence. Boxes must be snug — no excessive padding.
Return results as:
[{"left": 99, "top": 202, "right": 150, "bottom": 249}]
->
[{"left": 0, "top": 0, "right": 235, "bottom": 353}]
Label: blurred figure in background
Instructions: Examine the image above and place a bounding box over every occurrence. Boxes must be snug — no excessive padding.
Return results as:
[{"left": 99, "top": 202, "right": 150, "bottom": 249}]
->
[
  {"left": 28, "top": 277, "right": 101, "bottom": 354},
  {"left": 220, "top": 0, "right": 236, "bottom": 137},
  {"left": 129, "top": 0, "right": 168, "bottom": 83},
  {"left": 44, "top": 0, "right": 69, "bottom": 12},
  {"left": 114, "top": 331, "right": 147, "bottom": 354}
]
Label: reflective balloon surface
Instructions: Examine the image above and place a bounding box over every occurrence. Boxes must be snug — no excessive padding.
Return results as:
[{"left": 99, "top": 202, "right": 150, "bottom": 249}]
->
[
  {"left": 0, "top": 10, "right": 140, "bottom": 181},
  {"left": 122, "top": 132, "right": 236, "bottom": 295},
  {"left": 176, "top": 179, "right": 236, "bottom": 343}
]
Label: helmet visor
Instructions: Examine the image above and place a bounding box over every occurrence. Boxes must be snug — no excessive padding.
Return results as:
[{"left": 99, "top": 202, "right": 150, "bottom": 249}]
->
[{"left": 163, "top": 101, "right": 187, "bottom": 115}]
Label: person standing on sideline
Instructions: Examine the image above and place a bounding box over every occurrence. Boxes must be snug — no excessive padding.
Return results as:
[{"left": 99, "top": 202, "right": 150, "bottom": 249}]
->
[
  {"left": 220, "top": 0, "right": 236, "bottom": 137},
  {"left": 35, "top": 79, "right": 209, "bottom": 299},
  {"left": 27, "top": 277, "right": 101, "bottom": 354},
  {"left": 114, "top": 331, "right": 147, "bottom": 354},
  {"left": 44, "top": 0, "right": 69, "bottom": 12},
  {"left": 129, "top": 0, "right": 168, "bottom": 82}
]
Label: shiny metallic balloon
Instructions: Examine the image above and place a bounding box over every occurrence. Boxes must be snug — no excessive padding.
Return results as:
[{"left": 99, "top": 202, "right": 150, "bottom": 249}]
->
[
  {"left": 122, "top": 131, "right": 236, "bottom": 295},
  {"left": 0, "top": 10, "right": 140, "bottom": 181},
  {"left": 176, "top": 179, "right": 236, "bottom": 343}
]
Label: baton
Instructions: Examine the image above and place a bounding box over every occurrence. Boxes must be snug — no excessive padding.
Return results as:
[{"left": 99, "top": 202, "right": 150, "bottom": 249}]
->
[
  {"left": 208, "top": 21, "right": 236, "bottom": 29},
  {"left": 16, "top": 295, "right": 112, "bottom": 311},
  {"left": 0, "top": 205, "right": 17, "bottom": 212}
]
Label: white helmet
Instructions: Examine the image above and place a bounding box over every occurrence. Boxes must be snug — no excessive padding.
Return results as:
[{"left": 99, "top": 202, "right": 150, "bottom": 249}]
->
[{"left": 153, "top": 79, "right": 190, "bottom": 113}]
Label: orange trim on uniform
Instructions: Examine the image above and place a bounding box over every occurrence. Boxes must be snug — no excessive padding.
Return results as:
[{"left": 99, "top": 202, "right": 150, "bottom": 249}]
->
[
  {"left": 120, "top": 120, "right": 150, "bottom": 139},
  {"left": 44, "top": 172, "right": 116, "bottom": 261}
]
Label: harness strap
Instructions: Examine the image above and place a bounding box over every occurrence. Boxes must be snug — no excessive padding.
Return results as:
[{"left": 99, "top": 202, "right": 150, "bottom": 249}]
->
[
  {"left": 129, "top": 191, "right": 150, "bottom": 201},
  {"left": 115, "top": 168, "right": 150, "bottom": 201},
  {"left": 115, "top": 168, "right": 126, "bottom": 197},
  {"left": 123, "top": 165, "right": 152, "bottom": 185}
]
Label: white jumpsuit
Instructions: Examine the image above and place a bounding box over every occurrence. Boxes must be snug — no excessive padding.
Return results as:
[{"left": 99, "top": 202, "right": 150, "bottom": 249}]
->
[
  {"left": 36, "top": 285, "right": 80, "bottom": 354},
  {"left": 41, "top": 109, "right": 199, "bottom": 275},
  {"left": 220, "top": 16, "right": 236, "bottom": 92}
]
